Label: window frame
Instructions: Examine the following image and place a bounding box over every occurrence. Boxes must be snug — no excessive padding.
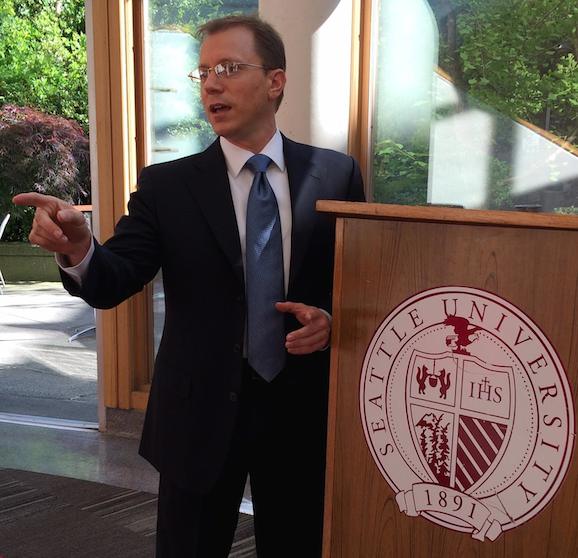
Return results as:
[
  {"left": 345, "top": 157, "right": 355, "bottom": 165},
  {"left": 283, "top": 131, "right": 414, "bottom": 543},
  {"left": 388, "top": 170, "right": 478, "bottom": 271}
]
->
[{"left": 88, "top": 0, "right": 152, "bottom": 418}]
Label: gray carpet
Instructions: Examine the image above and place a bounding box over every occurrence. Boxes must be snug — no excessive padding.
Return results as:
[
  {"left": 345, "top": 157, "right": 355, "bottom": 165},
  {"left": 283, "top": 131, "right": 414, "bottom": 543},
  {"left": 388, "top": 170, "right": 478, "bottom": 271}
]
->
[{"left": 0, "top": 469, "right": 256, "bottom": 558}]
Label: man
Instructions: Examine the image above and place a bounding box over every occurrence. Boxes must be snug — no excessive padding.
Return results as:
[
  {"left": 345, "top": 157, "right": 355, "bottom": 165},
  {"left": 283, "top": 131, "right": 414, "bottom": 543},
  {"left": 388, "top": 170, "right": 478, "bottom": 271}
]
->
[{"left": 14, "top": 15, "right": 364, "bottom": 557}]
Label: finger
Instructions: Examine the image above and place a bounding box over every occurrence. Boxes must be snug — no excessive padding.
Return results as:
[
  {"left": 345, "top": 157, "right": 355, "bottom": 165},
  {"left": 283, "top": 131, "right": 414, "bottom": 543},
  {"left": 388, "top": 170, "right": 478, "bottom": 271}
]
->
[
  {"left": 56, "top": 208, "right": 90, "bottom": 243},
  {"left": 286, "top": 319, "right": 322, "bottom": 341},
  {"left": 34, "top": 208, "right": 68, "bottom": 241},
  {"left": 12, "top": 192, "right": 56, "bottom": 209},
  {"left": 286, "top": 320, "right": 329, "bottom": 342},
  {"left": 276, "top": 302, "right": 318, "bottom": 327},
  {"left": 29, "top": 220, "right": 71, "bottom": 254},
  {"left": 286, "top": 332, "right": 329, "bottom": 354},
  {"left": 286, "top": 316, "right": 330, "bottom": 350},
  {"left": 288, "top": 308, "right": 329, "bottom": 336},
  {"left": 286, "top": 329, "right": 327, "bottom": 350},
  {"left": 57, "top": 208, "right": 86, "bottom": 227},
  {"left": 275, "top": 301, "right": 306, "bottom": 315},
  {"left": 28, "top": 217, "right": 70, "bottom": 248},
  {"left": 29, "top": 233, "right": 69, "bottom": 253}
]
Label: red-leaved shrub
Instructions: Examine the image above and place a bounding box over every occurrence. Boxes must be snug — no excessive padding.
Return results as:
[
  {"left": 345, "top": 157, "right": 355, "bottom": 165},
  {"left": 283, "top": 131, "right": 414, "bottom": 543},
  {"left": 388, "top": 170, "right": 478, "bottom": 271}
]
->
[{"left": 0, "top": 104, "right": 91, "bottom": 241}]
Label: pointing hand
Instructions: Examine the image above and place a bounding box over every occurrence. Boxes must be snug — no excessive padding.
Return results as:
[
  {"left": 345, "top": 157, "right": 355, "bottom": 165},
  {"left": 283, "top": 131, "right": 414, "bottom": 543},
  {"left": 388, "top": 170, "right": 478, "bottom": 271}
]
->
[{"left": 12, "top": 193, "right": 92, "bottom": 266}]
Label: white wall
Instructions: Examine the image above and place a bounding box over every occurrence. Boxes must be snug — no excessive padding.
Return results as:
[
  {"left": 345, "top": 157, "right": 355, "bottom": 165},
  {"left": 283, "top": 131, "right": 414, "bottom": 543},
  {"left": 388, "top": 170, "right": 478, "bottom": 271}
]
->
[{"left": 260, "top": 0, "right": 353, "bottom": 153}]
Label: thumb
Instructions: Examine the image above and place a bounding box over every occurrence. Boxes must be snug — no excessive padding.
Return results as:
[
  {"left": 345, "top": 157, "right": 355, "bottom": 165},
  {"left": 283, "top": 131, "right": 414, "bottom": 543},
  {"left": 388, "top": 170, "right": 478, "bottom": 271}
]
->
[
  {"left": 276, "top": 302, "right": 314, "bottom": 324},
  {"left": 57, "top": 208, "right": 86, "bottom": 226},
  {"left": 275, "top": 301, "right": 300, "bottom": 313},
  {"left": 55, "top": 208, "right": 91, "bottom": 244}
]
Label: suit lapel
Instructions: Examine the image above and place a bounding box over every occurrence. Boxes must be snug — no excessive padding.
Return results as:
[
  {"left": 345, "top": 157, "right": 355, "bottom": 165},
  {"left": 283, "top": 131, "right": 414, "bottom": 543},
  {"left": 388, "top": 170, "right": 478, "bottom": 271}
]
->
[
  {"left": 283, "top": 136, "right": 325, "bottom": 293},
  {"left": 183, "top": 136, "right": 324, "bottom": 292},
  {"left": 187, "top": 140, "right": 244, "bottom": 287}
]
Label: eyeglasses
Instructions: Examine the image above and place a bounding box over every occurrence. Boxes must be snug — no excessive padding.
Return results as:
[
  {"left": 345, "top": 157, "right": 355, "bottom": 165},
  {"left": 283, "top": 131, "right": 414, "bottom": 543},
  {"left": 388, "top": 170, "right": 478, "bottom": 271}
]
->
[{"left": 188, "top": 61, "right": 269, "bottom": 83}]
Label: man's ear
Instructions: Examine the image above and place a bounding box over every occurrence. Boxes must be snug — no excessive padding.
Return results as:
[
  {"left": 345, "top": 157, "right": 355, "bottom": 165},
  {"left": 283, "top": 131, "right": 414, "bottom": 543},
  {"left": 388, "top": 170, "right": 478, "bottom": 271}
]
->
[{"left": 268, "top": 69, "right": 286, "bottom": 103}]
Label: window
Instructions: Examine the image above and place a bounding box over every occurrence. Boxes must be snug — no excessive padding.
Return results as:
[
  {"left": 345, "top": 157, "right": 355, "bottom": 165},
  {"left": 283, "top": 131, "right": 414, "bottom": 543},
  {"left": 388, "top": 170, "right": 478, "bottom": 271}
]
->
[
  {"left": 370, "top": 0, "right": 578, "bottom": 213},
  {"left": 144, "top": 1, "right": 259, "bottom": 356}
]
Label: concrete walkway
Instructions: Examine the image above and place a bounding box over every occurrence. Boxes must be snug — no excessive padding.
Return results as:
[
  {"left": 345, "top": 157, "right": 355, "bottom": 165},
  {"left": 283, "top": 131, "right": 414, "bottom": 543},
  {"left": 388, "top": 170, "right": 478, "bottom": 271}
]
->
[{"left": 0, "top": 282, "right": 97, "bottom": 422}]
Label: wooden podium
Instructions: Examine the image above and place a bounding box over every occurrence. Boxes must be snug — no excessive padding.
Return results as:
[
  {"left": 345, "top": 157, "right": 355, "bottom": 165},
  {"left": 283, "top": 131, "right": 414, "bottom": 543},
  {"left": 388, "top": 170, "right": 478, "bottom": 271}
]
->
[{"left": 318, "top": 201, "right": 578, "bottom": 558}]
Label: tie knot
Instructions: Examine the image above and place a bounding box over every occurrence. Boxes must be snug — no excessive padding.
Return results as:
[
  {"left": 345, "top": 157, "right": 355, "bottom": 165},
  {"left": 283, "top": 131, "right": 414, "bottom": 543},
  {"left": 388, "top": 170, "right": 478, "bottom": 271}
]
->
[{"left": 245, "top": 154, "right": 272, "bottom": 174}]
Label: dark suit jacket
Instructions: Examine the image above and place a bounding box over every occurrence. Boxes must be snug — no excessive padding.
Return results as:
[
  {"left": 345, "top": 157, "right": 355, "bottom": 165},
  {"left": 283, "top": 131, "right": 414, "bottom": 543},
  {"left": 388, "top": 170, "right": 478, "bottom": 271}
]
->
[{"left": 63, "top": 135, "right": 365, "bottom": 492}]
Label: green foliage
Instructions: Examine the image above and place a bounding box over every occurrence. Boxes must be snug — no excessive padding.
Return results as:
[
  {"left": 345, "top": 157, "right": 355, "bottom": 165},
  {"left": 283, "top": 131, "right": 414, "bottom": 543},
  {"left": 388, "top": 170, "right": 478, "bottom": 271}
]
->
[
  {"left": 375, "top": 0, "right": 578, "bottom": 206},
  {"left": 544, "top": 53, "right": 578, "bottom": 136},
  {"left": 149, "top": 0, "right": 254, "bottom": 34},
  {"left": 373, "top": 139, "right": 429, "bottom": 204},
  {"left": 372, "top": 121, "right": 517, "bottom": 209},
  {"left": 439, "top": 0, "right": 578, "bottom": 144},
  {"left": 554, "top": 205, "right": 578, "bottom": 215},
  {"left": 0, "top": 0, "right": 88, "bottom": 130},
  {"left": 56, "top": 0, "right": 86, "bottom": 38},
  {"left": 0, "top": 105, "right": 90, "bottom": 241},
  {"left": 486, "top": 157, "right": 513, "bottom": 210}
]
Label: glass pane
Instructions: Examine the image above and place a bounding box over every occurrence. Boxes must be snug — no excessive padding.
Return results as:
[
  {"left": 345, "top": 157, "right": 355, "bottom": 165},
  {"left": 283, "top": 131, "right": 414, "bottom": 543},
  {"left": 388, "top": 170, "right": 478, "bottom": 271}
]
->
[
  {"left": 0, "top": 1, "right": 96, "bottom": 422},
  {"left": 0, "top": 282, "right": 97, "bottom": 423},
  {"left": 371, "top": 0, "right": 578, "bottom": 213},
  {"left": 145, "top": 1, "right": 258, "bottom": 358}
]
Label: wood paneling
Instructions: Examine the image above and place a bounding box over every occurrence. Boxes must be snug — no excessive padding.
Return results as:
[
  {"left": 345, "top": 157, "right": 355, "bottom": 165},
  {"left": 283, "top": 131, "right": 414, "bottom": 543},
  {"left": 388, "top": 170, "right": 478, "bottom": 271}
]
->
[
  {"left": 347, "top": 0, "right": 372, "bottom": 189},
  {"left": 318, "top": 200, "right": 578, "bottom": 230},
  {"left": 90, "top": 0, "right": 119, "bottom": 410},
  {"left": 131, "top": 0, "right": 155, "bottom": 390},
  {"left": 88, "top": 0, "right": 151, "bottom": 414},
  {"left": 131, "top": 388, "right": 150, "bottom": 411},
  {"left": 323, "top": 204, "right": 578, "bottom": 557}
]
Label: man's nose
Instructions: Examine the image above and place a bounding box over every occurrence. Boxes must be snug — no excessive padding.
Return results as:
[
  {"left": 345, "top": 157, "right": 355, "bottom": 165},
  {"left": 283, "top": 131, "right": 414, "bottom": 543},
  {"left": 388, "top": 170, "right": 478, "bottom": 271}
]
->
[{"left": 203, "top": 70, "right": 223, "bottom": 93}]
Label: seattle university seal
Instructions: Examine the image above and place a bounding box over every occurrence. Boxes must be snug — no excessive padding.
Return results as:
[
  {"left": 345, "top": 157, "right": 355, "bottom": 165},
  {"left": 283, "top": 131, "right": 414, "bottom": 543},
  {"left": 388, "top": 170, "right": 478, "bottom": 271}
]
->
[{"left": 360, "top": 287, "right": 575, "bottom": 541}]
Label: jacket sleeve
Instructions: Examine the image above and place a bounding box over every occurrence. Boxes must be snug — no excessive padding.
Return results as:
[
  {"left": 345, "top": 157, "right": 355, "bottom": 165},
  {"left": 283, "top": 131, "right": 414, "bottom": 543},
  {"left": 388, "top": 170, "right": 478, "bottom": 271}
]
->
[{"left": 62, "top": 167, "right": 162, "bottom": 309}]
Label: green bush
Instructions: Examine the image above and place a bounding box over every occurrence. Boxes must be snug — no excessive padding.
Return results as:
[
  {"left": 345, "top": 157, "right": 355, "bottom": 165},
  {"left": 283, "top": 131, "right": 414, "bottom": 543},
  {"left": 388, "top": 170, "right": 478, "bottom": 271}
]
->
[
  {"left": 0, "top": 0, "right": 89, "bottom": 242},
  {"left": 438, "top": 0, "right": 578, "bottom": 146},
  {"left": 0, "top": 105, "right": 90, "bottom": 242},
  {"left": 554, "top": 206, "right": 578, "bottom": 215},
  {"left": 0, "top": 0, "right": 88, "bottom": 130},
  {"left": 373, "top": 139, "right": 429, "bottom": 205},
  {"left": 149, "top": 0, "right": 253, "bottom": 33}
]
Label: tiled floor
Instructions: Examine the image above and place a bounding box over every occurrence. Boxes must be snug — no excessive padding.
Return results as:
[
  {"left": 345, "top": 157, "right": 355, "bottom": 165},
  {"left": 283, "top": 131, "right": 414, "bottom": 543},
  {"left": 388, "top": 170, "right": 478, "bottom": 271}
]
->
[
  {"left": 0, "top": 419, "right": 254, "bottom": 515},
  {"left": 0, "top": 421, "right": 160, "bottom": 493}
]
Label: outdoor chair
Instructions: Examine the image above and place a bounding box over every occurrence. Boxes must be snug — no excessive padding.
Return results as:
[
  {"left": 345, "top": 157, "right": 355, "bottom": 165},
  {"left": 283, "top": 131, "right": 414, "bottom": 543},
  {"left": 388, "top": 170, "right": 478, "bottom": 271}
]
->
[{"left": 0, "top": 213, "right": 10, "bottom": 293}]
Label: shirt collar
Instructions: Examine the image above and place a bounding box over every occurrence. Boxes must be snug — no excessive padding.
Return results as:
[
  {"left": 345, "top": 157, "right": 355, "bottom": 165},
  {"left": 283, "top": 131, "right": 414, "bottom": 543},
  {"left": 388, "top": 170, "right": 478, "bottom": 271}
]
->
[{"left": 220, "top": 130, "right": 285, "bottom": 178}]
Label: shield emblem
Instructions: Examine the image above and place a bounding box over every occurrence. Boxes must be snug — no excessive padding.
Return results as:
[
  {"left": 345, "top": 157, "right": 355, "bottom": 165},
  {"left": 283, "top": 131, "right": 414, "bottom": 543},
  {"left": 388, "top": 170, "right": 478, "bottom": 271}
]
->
[{"left": 407, "top": 350, "right": 513, "bottom": 492}]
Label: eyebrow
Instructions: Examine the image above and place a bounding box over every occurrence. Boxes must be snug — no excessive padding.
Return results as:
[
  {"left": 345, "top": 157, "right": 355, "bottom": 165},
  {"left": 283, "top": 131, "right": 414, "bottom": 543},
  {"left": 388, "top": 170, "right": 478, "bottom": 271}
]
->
[{"left": 198, "top": 58, "right": 244, "bottom": 67}]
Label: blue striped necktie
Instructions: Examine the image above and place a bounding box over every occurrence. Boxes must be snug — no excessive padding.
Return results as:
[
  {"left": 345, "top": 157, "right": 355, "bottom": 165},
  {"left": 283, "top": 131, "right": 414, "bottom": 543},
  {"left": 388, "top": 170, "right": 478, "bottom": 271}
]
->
[{"left": 245, "top": 154, "right": 286, "bottom": 381}]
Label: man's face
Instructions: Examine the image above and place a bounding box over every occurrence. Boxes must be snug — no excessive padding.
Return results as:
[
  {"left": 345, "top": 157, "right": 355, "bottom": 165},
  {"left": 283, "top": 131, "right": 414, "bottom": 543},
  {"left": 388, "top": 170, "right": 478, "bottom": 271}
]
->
[{"left": 199, "top": 26, "right": 284, "bottom": 151}]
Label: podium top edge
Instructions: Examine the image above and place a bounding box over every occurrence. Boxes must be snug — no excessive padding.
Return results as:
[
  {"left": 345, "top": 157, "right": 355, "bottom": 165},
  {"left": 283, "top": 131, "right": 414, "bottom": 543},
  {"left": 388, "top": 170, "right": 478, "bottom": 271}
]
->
[{"left": 316, "top": 201, "right": 578, "bottom": 231}]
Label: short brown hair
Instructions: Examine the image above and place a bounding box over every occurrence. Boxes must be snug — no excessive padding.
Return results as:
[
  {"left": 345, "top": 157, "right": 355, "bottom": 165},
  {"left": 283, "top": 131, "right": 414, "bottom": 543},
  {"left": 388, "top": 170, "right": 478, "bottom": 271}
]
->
[{"left": 197, "top": 15, "right": 286, "bottom": 107}]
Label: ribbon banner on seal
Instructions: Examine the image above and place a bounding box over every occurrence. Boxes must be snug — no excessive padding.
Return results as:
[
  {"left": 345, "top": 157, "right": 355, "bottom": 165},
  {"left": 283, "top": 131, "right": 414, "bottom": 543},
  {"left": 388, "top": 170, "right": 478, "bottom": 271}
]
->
[{"left": 396, "top": 483, "right": 503, "bottom": 541}]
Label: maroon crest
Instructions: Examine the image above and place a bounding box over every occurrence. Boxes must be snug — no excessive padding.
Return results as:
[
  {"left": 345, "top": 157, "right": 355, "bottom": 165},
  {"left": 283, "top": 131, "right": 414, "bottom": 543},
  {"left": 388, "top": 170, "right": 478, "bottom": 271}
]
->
[
  {"left": 361, "top": 287, "right": 574, "bottom": 541},
  {"left": 409, "top": 348, "right": 513, "bottom": 492}
]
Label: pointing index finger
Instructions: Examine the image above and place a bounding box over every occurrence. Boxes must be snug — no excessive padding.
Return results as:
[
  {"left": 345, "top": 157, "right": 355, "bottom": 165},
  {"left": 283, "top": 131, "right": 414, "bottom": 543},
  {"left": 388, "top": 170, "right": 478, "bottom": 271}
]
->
[{"left": 12, "top": 192, "right": 56, "bottom": 209}]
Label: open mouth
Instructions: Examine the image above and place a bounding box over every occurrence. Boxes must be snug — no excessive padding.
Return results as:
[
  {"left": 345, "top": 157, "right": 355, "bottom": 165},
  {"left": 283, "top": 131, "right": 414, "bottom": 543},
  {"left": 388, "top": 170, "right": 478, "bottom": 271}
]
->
[{"left": 210, "top": 103, "right": 231, "bottom": 114}]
